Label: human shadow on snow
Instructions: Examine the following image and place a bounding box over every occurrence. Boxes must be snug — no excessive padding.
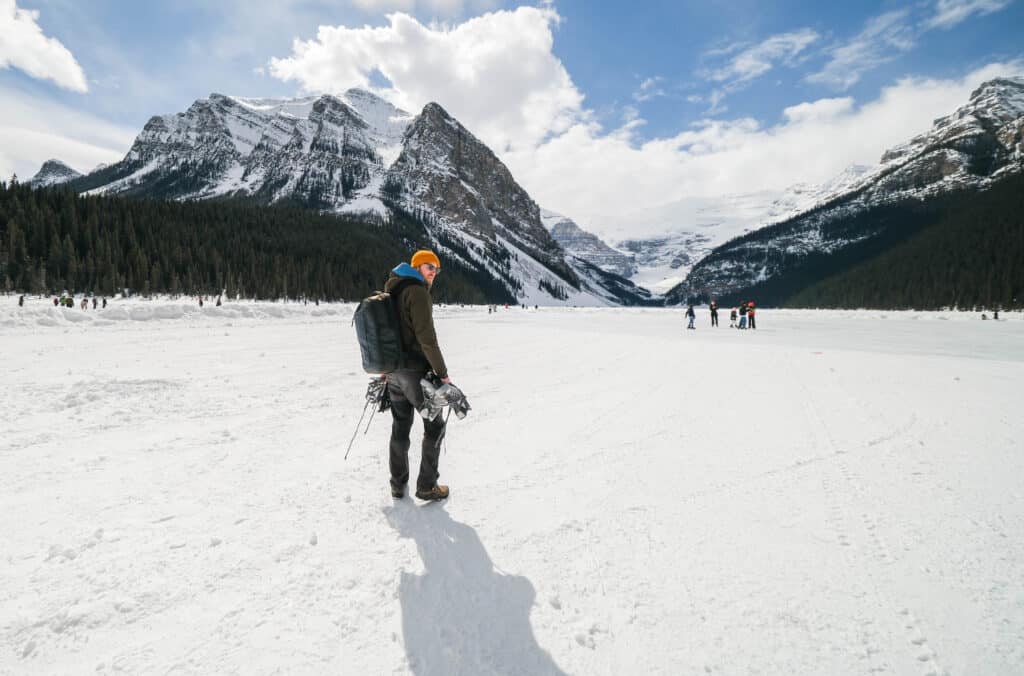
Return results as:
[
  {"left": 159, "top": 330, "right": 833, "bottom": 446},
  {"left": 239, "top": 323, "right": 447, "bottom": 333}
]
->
[{"left": 385, "top": 501, "right": 567, "bottom": 676}]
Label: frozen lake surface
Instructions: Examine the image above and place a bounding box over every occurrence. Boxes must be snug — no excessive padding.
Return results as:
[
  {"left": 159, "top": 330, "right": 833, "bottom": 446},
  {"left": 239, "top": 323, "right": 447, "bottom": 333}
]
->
[{"left": 2, "top": 299, "right": 1023, "bottom": 675}]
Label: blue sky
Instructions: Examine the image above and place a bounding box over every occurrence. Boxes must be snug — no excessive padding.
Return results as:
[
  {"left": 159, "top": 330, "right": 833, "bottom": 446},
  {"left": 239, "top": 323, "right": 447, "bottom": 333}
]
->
[{"left": 2, "top": 0, "right": 1022, "bottom": 236}]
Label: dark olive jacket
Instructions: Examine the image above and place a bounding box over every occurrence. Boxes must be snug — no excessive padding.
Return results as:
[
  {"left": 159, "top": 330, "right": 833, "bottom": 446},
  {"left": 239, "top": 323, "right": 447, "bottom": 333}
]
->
[{"left": 384, "top": 267, "right": 448, "bottom": 379}]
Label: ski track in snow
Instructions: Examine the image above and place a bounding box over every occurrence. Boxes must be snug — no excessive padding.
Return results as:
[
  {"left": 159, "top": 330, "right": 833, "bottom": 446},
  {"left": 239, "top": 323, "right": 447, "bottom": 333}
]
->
[{"left": 2, "top": 299, "right": 1024, "bottom": 675}]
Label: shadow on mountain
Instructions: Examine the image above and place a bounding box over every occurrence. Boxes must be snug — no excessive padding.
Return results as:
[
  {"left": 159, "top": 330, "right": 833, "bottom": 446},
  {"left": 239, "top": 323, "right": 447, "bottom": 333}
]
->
[{"left": 384, "top": 502, "right": 566, "bottom": 676}]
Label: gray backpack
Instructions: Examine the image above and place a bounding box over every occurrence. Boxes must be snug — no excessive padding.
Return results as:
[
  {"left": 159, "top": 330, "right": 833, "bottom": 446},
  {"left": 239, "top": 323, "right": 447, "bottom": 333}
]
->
[{"left": 352, "top": 279, "right": 419, "bottom": 374}]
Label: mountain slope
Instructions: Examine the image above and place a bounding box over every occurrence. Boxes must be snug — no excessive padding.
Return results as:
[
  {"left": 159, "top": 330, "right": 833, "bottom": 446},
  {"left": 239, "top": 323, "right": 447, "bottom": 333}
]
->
[
  {"left": 541, "top": 210, "right": 636, "bottom": 278},
  {"left": 787, "top": 172, "right": 1024, "bottom": 310},
  {"left": 667, "top": 76, "right": 1024, "bottom": 306},
  {"left": 381, "top": 103, "right": 593, "bottom": 304},
  {"left": 613, "top": 166, "right": 874, "bottom": 295}
]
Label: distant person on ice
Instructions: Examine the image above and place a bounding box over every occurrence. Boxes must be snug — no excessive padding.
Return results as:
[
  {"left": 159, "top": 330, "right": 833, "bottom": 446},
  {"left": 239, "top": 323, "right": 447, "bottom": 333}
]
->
[
  {"left": 685, "top": 304, "right": 696, "bottom": 330},
  {"left": 709, "top": 300, "right": 718, "bottom": 327},
  {"left": 738, "top": 304, "right": 747, "bottom": 329},
  {"left": 729, "top": 307, "right": 737, "bottom": 327},
  {"left": 18, "top": 294, "right": 24, "bottom": 307},
  {"left": 747, "top": 302, "right": 756, "bottom": 330},
  {"left": 384, "top": 249, "right": 451, "bottom": 502}
]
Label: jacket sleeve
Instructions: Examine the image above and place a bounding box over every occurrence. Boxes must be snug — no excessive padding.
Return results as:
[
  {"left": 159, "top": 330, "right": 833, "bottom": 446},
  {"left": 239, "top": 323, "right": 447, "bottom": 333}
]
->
[{"left": 404, "top": 285, "right": 448, "bottom": 379}]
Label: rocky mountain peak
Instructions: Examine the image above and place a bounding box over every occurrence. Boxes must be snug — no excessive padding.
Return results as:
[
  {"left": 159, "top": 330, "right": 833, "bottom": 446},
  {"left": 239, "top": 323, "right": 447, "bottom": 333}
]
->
[
  {"left": 387, "top": 100, "right": 578, "bottom": 290},
  {"left": 419, "top": 101, "right": 451, "bottom": 121},
  {"left": 880, "top": 76, "right": 1024, "bottom": 169},
  {"left": 343, "top": 87, "right": 392, "bottom": 107},
  {"left": 310, "top": 95, "right": 367, "bottom": 129},
  {"left": 967, "top": 76, "right": 1024, "bottom": 112},
  {"left": 28, "top": 159, "right": 83, "bottom": 187}
]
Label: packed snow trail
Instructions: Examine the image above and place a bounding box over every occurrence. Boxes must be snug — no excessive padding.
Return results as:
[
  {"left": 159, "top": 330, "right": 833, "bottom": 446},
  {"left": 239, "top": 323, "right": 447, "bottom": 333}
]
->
[{"left": 2, "top": 299, "right": 1023, "bottom": 675}]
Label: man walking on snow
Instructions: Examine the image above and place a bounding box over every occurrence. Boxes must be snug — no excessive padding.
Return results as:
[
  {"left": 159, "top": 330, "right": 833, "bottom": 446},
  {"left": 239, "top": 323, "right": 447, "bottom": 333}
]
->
[{"left": 384, "top": 250, "right": 451, "bottom": 502}]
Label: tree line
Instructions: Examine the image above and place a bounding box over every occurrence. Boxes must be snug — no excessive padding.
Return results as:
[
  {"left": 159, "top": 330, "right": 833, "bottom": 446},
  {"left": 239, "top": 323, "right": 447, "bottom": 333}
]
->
[{"left": 0, "top": 179, "right": 515, "bottom": 304}]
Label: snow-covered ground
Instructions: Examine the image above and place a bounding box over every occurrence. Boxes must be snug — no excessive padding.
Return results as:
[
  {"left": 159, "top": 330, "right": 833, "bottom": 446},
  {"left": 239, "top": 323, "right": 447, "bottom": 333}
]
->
[{"left": 2, "top": 298, "right": 1023, "bottom": 675}]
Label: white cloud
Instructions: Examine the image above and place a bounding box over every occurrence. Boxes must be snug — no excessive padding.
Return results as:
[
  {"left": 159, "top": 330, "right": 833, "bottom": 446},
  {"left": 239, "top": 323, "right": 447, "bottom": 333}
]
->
[
  {"left": 350, "top": 0, "right": 499, "bottom": 13},
  {"left": 352, "top": 0, "right": 414, "bottom": 9},
  {"left": 926, "top": 0, "right": 1012, "bottom": 29},
  {"left": 782, "top": 97, "right": 855, "bottom": 124},
  {"left": 0, "top": 84, "right": 135, "bottom": 181},
  {"left": 806, "top": 10, "right": 916, "bottom": 90},
  {"left": 621, "top": 105, "right": 642, "bottom": 125},
  {"left": 0, "top": 0, "right": 88, "bottom": 92},
  {"left": 269, "top": 7, "right": 584, "bottom": 152},
  {"left": 695, "top": 28, "right": 818, "bottom": 114},
  {"left": 704, "top": 28, "right": 820, "bottom": 86},
  {"left": 633, "top": 76, "right": 666, "bottom": 103},
  {"left": 504, "top": 61, "right": 1024, "bottom": 241}
]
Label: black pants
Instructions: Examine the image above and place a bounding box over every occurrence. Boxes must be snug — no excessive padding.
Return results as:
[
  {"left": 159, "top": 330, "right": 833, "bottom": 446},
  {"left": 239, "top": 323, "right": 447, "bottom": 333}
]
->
[
  {"left": 388, "top": 369, "right": 446, "bottom": 491},
  {"left": 748, "top": 315, "right": 756, "bottom": 329},
  {"left": 711, "top": 311, "right": 718, "bottom": 326}
]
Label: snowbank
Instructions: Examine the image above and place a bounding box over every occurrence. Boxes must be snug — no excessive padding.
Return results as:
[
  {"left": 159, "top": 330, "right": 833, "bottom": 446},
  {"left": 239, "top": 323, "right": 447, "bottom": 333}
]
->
[{"left": 0, "top": 298, "right": 351, "bottom": 330}]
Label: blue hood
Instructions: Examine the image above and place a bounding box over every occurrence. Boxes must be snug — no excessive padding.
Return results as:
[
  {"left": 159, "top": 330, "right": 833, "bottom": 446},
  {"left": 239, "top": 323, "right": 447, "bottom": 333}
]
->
[{"left": 392, "top": 262, "right": 425, "bottom": 282}]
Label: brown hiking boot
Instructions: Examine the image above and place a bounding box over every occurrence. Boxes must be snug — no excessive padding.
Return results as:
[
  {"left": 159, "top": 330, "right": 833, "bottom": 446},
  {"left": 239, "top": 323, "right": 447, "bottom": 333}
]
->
[
  {"left": 390, "top": 483, "right": 406, "bottom": 499},
  {"left": 415, "top": 484, "right": 449, "bottom": 501}
]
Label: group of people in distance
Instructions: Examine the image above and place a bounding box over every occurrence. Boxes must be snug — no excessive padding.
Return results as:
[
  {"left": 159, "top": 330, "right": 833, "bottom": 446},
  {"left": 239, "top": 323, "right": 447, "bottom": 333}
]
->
[
  {"left": 47, "top": 294, "right": 106, "bottom": 309},
  {"left": 685, "top": 300, "right": 756, "bottom": 330}
]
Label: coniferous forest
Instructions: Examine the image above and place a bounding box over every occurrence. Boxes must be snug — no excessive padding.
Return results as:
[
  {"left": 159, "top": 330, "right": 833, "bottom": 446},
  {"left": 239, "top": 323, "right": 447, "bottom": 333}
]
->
[
  {"left": 787, "top": 172, "right": 1024, "bottom": 310},
  {"left": 0, "top": 180, "right": 515, "bottom": 304}
]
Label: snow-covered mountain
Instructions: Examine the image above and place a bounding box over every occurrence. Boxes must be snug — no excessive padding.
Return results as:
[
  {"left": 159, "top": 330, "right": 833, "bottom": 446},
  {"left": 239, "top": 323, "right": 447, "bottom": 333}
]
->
[
  {"left": 668, "top": 76, "right": 1024, "bottom": 304},
  {"left": 541, "top": 210, "right": 636, "bottom": 278},
  {"left": 616, "top": 166, "right": 874, "bottom": 295},
  {"left": 617, "top": 231, "right": 710, "bottom": 296},
  {"left": 27, "top": 159, "right": 82, "bottom": 187},
  {"left": 54, "top": 89, "right": 646, "bottom": 306},
  {"left": 381, "top": 102, "right": 587, "bottom": 304},
  {"left": 73, "top": 90, "right": 410, "bottom": 210}
]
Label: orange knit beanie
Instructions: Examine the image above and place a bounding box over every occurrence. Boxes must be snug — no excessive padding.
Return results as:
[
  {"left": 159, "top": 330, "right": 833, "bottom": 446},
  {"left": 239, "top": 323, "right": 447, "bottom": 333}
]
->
[{"left": 410, "top": 250, "right": 441, "bottom": 269}]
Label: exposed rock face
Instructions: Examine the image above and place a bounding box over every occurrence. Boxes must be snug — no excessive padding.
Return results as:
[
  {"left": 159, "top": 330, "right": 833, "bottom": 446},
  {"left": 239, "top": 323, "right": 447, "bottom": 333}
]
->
[
  {"left": 73, "top": 90, "right": 408, "bottom": 210},
  {"left": 541, "top": 210, "right": 636, "bottom": 278},
  {"left": 28, "top": 160, "right": 82, "bottom": 187},
  {"left": 385, "top": 103, "right": 578, "bottom": 290},
  {"left": 667, "top": 76, "right": 1024, "bottom": 304}
]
